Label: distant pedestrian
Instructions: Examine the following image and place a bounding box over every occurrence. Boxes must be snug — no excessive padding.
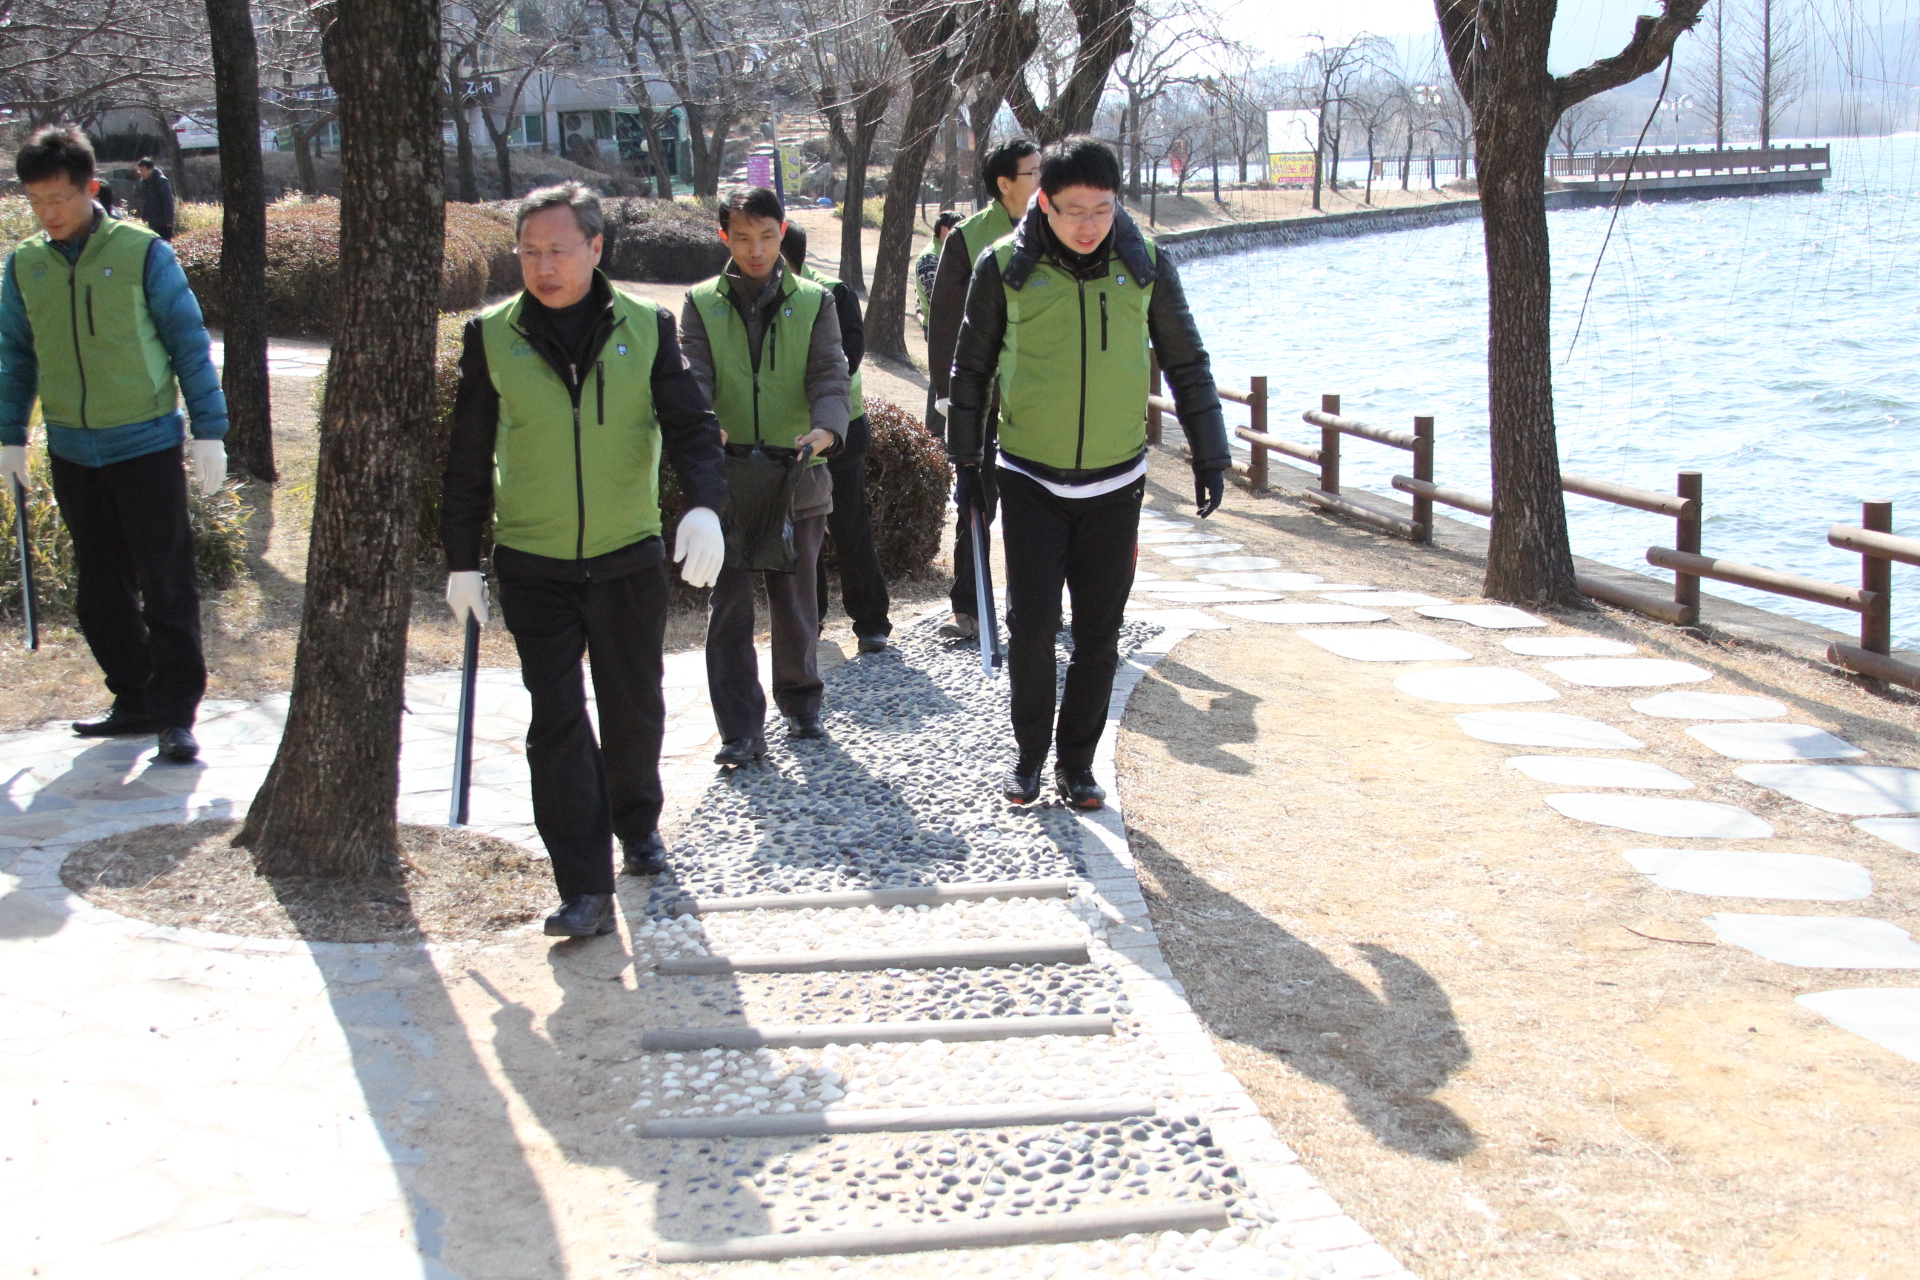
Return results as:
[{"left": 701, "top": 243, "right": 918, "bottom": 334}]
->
[
  {"left": 133, "top": 158, "right": 175, "bottom": 240},
  {"left": 96, "top": 180, "right": 118, "bottom": 217},
  {"left": 915, "top": 210, "right": 962, "bottom": 334}
]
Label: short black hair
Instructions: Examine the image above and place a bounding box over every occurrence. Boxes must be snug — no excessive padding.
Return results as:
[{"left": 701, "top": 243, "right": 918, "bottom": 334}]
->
[
  {"left": 780, "top": 222, "right": 807, "bottom": 271},
  {"left": 719, "top": 186, "right": 784, "bottom": 230},
  {"left": 17, "top": 126, "right": 95, "bottom": 187},
  {"left": 1038, "top": 137, "right": 1121, "bottom": 198},
  {"left": 934, "top": 210, "right": 964, "bottom": 234},
  {"left": 981, "top": 139, "right": 1040, "bottom": 196},
  {"left": 136, "top": 157, "right": 155, "bottom": 169}
]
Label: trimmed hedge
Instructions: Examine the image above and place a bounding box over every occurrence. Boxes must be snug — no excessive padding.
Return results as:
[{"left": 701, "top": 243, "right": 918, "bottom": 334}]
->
[{"left": 600, "top": 198, "right": 729, "bottom": 283}]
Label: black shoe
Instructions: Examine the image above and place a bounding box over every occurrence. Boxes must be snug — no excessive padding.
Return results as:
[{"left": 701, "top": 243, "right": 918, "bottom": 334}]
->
[
  {"left": 1055, "top": 766, "right": 1106, "bottom": 810},
  {"left": 714, "top": 736, "right": 766, "bottom": 768},
  {"left": 784, "top": 712, "right": 826, "bottom": 740},
  {"left": 856, "top": 634, "right": 889, "bottom": 654},
  {"left": 937, "top": 614, "right": 979, "bottom": 640},
  {"left": 544, "top": 894, "right": 616, "bottom": 937},
  {"left": 1002, "top": 759, "right": 1044, "bottom": 805},
  {"left": 73, "top": 710, "right": 157, "bottom": 738},
  {"left": 622, "top": 832, "right": 668, "bottom": 877},
  {"left": 156, "top": 727, "right": 200, "bottom": 763}
]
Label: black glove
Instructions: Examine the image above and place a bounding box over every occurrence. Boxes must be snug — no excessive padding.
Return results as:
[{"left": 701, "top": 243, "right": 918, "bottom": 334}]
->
[
  {"left": 954, "top": 464, "right": 983, "bottom": 517},
  {"left": 1194, "top": 467, "right": 1224, "bottom": 518}
]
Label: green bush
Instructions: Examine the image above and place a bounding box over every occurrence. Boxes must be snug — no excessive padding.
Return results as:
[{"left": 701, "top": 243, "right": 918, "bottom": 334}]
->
[
  {"left": 445, "top": 202, "right": 520, "bottom": 297},
  {"left": 832, "top": 202, "right": 883, "bottom": 230},
  {"left": 0, "top": 198, "right": 222, "bottom": 247},
  {"left": 600, "top": 197, "right": 729, "bottom": 283}
]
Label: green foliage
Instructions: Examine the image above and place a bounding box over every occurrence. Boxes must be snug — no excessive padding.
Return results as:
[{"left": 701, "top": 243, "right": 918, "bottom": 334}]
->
[
  {"left": 417, "top": 310, "right": 477, "bottom": 566},
  {"left": 0, "top": 199, "right": 221, "bottom": 247},
  {"left": 832, "top": 203, "right": 884, "bottom": 230},
  {"left": 599, "top": 197, "right": 730, "bottom": 283}
]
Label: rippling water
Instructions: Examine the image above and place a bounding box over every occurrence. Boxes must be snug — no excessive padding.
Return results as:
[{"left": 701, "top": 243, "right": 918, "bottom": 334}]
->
[{"left": 1181, "top": 135, "right": 1920, "bottom": 647}]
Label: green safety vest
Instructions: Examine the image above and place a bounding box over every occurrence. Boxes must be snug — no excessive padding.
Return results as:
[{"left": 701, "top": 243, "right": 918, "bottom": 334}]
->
[
  {"left": 952, "top": 201, "right": 1016, "bottom": 274},
  {"left": 480, "top": 289, "right": 665, "bottom": 561},
  {"left": 690, "top": 268, "right": 828, "bottom": 465},
  {"left": 991, "top": 235, "right": 1158, "bottom": 474},
  {"left": 798, "top": 264, "right": 864, "bottom": 420},
  {"left": 11, "top": 217, "right": 178, "bottom": 430}
]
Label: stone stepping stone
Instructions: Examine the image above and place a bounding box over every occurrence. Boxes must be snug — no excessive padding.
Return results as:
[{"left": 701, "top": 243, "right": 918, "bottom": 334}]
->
[
  {"left": 1132, "top": 580, "right": 1253, "bottom": 593},
  {"left": 1154, "top": 543, "right": 1244, "bottom": 558},
  {"left": 1507, "top": 756, "right": 1693, "bottom": 789},
  {"left": 1120, "top": 607, "right": 1230, "bottom": 630},
  {"left": 1630, "top": 691, "right": 1787, "bottom": 720},
  {"left": 1317, "top": 591, "right": 1453, "bottom": 607},
  {"left": 1158, "top": 555, "right": 1284, "bottom": 571},
  {"left": 1545, "top": 793, "right": 1774, "bottom": 838},
  {"left": 1129, "top": 589, "right": 1280, "bottom": 604},
  {"left": 1502, "top": 637, "right": 1638, "bottom": 657},
  {"left": 1734, "top": 764, "right": 1920, "bottom": 816},
  {"left": 1195, "top": 572, "right": 1334, "bottom": 590},
  {"left": 1703, "top": 913, "right": 1920, "bottom": 968},
  {"left": 1622, "top": 848, "right": 1872, "bottom": 900},
  {"left": 1299, "top": 628, "right": 1474, "bottom": 662},
  {"left": 1212, "top": 603, "right": 1389, "bottom": 625},
  {"left": 1133, "top": 570, "right": 1162, "bottom": 582},
  {"left": 1394, "top": 667, "right": 1559, "bottom": 704},
  {"left": 1138, "top": 530, "right": 1231, "bottom": 544},
  {"left": 1854, "top": 817, "right": 1920, "bottom": 855},
  {"left": 1456, "top": 712, "right": 1645, "bottom": 749},
  {"left": 1418, "top": 604, "right": 1549, "bottom": 629},
  {"left": 1796, "top": 989, "right": 1920, "bottom": 1064},
  {"left": 1544, "top": 658, "right": 1713, "bottom": 687},
  {"left": 1686, "top": 723, "right": 1865, "bottom": 761}
]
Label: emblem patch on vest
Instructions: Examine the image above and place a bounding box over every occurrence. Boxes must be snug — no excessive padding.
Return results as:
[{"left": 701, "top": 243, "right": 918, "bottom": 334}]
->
[
  {"left": 617, "top": 344, "right": 628, "bottom": 356},
  {"left": 1116, "top": 275, "right": 1125, "bottom": 284},
  {"left": 103, "top": 267, "right": 114, "bottom": 277},
  {"left": 783, "top": 307, "right": 793, "bottom": 317},
  {"left": 1031, "top": 276, "right": 1048, "bottom": 287}
]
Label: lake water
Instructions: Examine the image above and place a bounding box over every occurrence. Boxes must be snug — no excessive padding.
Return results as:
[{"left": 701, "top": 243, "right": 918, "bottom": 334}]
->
[{"left": 1181, "top": 135, "right": 1920, "bottom": 647}]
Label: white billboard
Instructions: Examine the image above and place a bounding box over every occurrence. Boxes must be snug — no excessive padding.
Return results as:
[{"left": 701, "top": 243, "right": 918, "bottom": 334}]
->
[{"left": 1266, "top": 109, "right": 1318, "bottom": 153}]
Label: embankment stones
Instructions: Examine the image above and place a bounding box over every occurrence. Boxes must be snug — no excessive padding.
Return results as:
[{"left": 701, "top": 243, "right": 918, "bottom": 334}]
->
[
  {"left": 1545, "top": 794, "right": 1774, "bottom": 838},
  {"left": 1797, "top": 989, "right": 1920, "bottom": 1064},
  {"left": 1317, "top": 591, "right": 1452, "bottom": 607},
  {"left": 1301, "top": 629, "right": 1474, "bottom": 662},
  {"left": 1507, "top": 757, "right": 1692, "bottom": 789},
  {"left": 1156, "top": 555, "right": 1283, "bottom": 572},
  {"left": 1212, "top": 603, "right": 1388, "bottom": 625},
  {"left": 1622, "top": 848, "right": 1872, "bottom": 900},
  {"left": 1544, "top": 658, "right": 1713, "bottom": 687},
  {"left": 1502, "top": 637, "right": 1638, "bottom": 656},
  {"left": 1631, "top": 691, "right": 1787, "bottom": 719},
  {"left": 1394, "top": 668, "right": 1559, "bottom": 704},
  {"left": 1455, "top": 712, "right": 1644, "bottom": 749},
  {"left": 1418, "top": 604, "right": 1548, "bottom": 629},
  {"left": 1734, "top": 765, "right": 1920, "bottom": 815},
  {"left": 1195, "top": 572, "right": 1330, "bottom": 591},
  {"left": 1854, "top": 818, "right": 1920, "bottom": 855},
  {"left": 1686, "top": 723, "right": 1865, "bottom": 761},
  {"left": 1703, "top": 914, "right": 1920, "bottom": 968}
]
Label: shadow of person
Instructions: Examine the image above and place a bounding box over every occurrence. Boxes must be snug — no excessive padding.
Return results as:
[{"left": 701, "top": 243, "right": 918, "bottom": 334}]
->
[
  {"left": 1129, "top": 830, "right": 1476, "bottom": 1162},
  {"left": 1121, "top": 658, "right": 1259, "bottom": 775}
]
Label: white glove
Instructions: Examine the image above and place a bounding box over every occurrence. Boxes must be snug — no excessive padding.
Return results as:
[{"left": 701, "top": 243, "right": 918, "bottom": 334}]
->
[
  {"left": 935, "top": 397, "right": 952, "bottom": 418},
  {"left": 0, "top": 445, "right": 27, "bottom": 492},
  {"left": 189, "top": 439, "right": 226, "bottom": 497},
  {"left": 445, "top": 570, "right": 489, "bottom": 627},
  {"left": 674, "top": 506, "right": 725, "bottom": 589}
]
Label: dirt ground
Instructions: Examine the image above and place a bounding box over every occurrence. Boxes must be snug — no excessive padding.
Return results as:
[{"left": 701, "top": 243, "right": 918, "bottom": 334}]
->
[{"left": 1117, "top": 450, "right": 1920, "bottom": 1280}]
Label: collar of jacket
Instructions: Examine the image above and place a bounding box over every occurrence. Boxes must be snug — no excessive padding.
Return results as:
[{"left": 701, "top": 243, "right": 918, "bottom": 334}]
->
[
  {"left": 1000, "top": 202, "right": 1155, "bottom": 291},
  {"left": 509, "top": 269, "right": 622, "bottom": 379},
  {"left": 723, "top": 257, "right": 795, "bottom": 318}
]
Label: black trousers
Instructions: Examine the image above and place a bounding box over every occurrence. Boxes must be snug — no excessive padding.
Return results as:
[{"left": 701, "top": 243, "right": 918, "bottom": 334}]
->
[
  {"left": 48, "top": 446, "right": 205, "bottom": 729},
  {"left": 950, "top": 456, "right": 998, "bottom": 619},
  {"left": 707, "top": 513, "right": 826, "bottom": 741},
  {"left": 817, "top": 436, "right": 892, "bottom": 639},
  {"left": 999, "top": 468, "right": 1143, "bottom": 770},
  {"left": 499, "top": 562, "right": 668, "bottom": 898}
]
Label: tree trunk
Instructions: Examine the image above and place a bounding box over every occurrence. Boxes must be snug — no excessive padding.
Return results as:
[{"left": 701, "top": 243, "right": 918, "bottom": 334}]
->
[
  {"left": 638, "top": 111, "right": 674, "bottom": 198},
  {"left": 235, "top": 0, "right": 445, "bottom": 877},
  {"left": 939, "top": 111, "right": 959, "bottom": 208},
  {"left": 866, "top": 67, "right": 957, "bottom": 359},
  {"left": 205, "top": 0, "right": 275, "bottom": 482},
  {"left": 839, "top": 125, "right": 876, "bottom": 290},
  {"left": 1759, "top": 0, "right": 1774, "bottom": 149},
  {"left": 966, "top": 81, "right": 1003, "bottom": 202},
  {"left": 293, "top": 119, "right": 319, "bottom": 193},
  {"left": 451, "top": 74, "right": 480, "bottom": 202},
  {"left": 484, "top": 108, "right": 515, "bottom": 199}
]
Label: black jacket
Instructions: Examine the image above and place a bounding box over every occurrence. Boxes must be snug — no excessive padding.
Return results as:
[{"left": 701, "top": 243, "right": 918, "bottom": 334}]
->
[
  {"left": 440, "top": 273, "right": 728, "bottom": 581},
  {"left": 946, "top": 204, "right": 1229, "bottom": 476},
  {"left": 135, "top": 169, "right": 175, "bottom": 228}
]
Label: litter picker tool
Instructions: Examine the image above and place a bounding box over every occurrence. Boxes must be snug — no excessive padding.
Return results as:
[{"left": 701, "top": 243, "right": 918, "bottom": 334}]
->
[
  {"left": 968, "top": 499, "right": 1003, "bottom": 676},
  {"left": 12, "top": 478, "right": 36, "bottom": 652},
  {"left": 448, "top": 612, "right": 480, "bottom": 826}
]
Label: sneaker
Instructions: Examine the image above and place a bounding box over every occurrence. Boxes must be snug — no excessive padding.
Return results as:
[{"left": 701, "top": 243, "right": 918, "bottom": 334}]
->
[
  {"left": 937, "top": 613, "right": 979, "bottom": 641},
  {"left": 856, "top": 634, "right": 889, "bottom": 654},
  {"left": 1002, "top": 759, "right": 1044, "bottom": 805},
  {"left": 1054, "top": 766, "right": 1106, "bottom": 810}
]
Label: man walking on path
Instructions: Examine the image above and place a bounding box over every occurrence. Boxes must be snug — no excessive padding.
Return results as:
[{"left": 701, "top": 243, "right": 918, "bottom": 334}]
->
[
  {"left": 0, "top": 126, "right": 227, "bottom": 764},
  {"left": 947, "top": 138, "right": 1229, "bottom": 810},
  {"left": 440, "top": 182, "right": 728, "bottom": 939},
  {"left": 926, "top": 139, "right": 1040, "bottom": 643},
  {"left": 682, "top": 188, "right": 849, "bottom": 767},
  {"left": 781, "top": 223, "right": 892, "bottom": 654},
  {"left": 133, "top": 158, "right": 175, "bottom": 241}
]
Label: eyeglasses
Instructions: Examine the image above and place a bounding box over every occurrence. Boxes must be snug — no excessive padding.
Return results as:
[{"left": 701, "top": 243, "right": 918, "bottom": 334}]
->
[
  {"left": 516, "top": 241, "right": 591, "bottom": 265},
  {"left": 28, "top": 188, "right": 88, "bottom": 217},
  {"left": 1049, "top": 205, "right": 1113, "bottom": 225}
]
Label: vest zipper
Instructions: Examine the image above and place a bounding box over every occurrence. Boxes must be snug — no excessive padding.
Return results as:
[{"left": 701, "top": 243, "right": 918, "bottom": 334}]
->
[
  {"left": 1075, "top": 279, "right": 1088, "bottom": 469},
  {"left": 67, "top": 264, "right": 88, "bottom": 429},
  {"left": 596, "top": 362, "right": 605, "bottom": 424},
  {"left": 1099, "top": 293, "right": 1108, "bottom": 351},
  {"left": 568, "top": 364, "right": 586, "bottom": 564},
  {"left": 85, "top": 285, "right": 96, "bottom": 336}
]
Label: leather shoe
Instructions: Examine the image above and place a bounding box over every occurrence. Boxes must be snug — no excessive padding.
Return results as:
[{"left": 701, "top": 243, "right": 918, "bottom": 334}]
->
[
  {"left": 714, "top": 735, "right": 766, "bottom": 767},
  {"left": 856, "top": 634, "right": 889, "bottom": 654},
  {"left": 1055, "top": 766, "right": 1106, "bottom": 810},
  {"left": 1002, "top": 759, "right": 1044, "bottom": 804},
  {"left": 622, "top": 831, "right": 668, "bottom": 877},
  {"left": 784, "top": 712, "right": 826, "bottom": 739},
  {"left": 544, "top": 893, "right": 616, "bottom": 937},
  {"left": 156, "top": 727, "right": 199, "bottom": 763},
  {"left": 73, "top": 709, "right": 156, "bottom": 737},
  {"left": 937, "top": 613, "right": 978, "bottom": 640}
]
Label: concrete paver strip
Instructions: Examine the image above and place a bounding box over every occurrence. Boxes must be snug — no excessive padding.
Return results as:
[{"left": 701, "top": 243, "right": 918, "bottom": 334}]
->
[
  {"left": 1545, "top": 793, "right": 1776, "bottom": 838},
  {"left": 1621, "top": 848, "right": 1873, "bottom": 900},
  {"left": 1733, "top": 763, "right": 1920, "bottom": 815},
  {"left": 1392, "top": 667, "right": 1559, "bottom": 704},
  {"left": 1795, "top": 989, "right": 1920, "bottom": 1064},
  {"left": 1685, "top": 722, "right": 1866, "bottom": 760},
  {"left": 1453, "top": 710, "right": 1645, "bottom": 748},
  {"left": 1629, "top": 690, "right": 1788, "bottom": 719},
  {"left": 1504, "top": 756, "right": 1694, "bottom": 790},
  {"left": 1703, "top": 914, "right": 1920, "bottom": 967}
]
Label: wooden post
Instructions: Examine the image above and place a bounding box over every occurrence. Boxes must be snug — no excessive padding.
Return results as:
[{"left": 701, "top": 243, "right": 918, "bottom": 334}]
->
[
  {"left": 1319, "top": 393, "right": 1340, "bottom": 496},
  {"left": 1862, "top": 499, "right": 1894, "bottom": 655},
  {"left": 1147, "top": 354, "right": 1163, "bottom": 446},
  {"left": 1411, "top": 415, "right": 1434, "bottom": 544},
  {"left": 1249, "top": 376, "right": 1269, "bottom": 492},
  {"left": 1675, "top": 470, "right": 1702, "bottom": 626}
]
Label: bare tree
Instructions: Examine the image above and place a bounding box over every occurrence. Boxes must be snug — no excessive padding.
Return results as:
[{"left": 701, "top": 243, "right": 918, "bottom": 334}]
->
[
  {"left": 1349, "top": 73, "right": 1402, "bottom": 204},
  {"left": 476, "top": 0, "right": 591, "bottom": 201},
  {"left": 206, "top": 0, "right": 274, "bottom": 481},
  {"left": 796, "top": 0, "right": 900, "bottom": 289},
  {"left": 975, "top": 0, "right": 1137, "bottom": 144},
  {"left": 258, "top": 0, "right": 338, "bottom": 195},
  {"left": 0, "top": 0, "right": 207, "bottom": 126},
  {"left": 1301, "top": 33, "right": 1386, "bottom": 210},
  {"left": 444, "top": 0, "right": 515, "bottom": 201},
  {"left": 1552, "top": 94, "right": 1614, "bottom": 156},
  {"left": 1434, "top": 0, "right": 1706, "bottom": 606},
  {"left": 1732, "top": 0, "right": 1805, "bottom": 148},
  {"left": 1686, "top": 0, "right": 1731, "bottom": 147},
  {"left": 1109, "top": 0, "right": 1216, "bottom": 202}
]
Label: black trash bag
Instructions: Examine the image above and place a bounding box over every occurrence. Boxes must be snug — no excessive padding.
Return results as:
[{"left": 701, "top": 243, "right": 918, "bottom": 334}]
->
[{"left": 722, "top": 443, "right": 813, "bottom": 572}]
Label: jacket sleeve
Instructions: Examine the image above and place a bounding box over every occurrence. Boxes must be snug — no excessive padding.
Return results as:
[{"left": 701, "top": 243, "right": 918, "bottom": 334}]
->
[
  {"left": 1147, "top": 253, "right": 1229, "bottom": 473},
  {"left": 144, "top": 239, "right": 228, "bottom": 440},
  {"left": 439, "top": 317, "right": 498, "bottom": 573},
  {"left": 649, "top": 308, "right": 728, "bottom": 514},
  {"left": 157, "top": 173, "right": 176, "bottom": 225},
  {"left": 804, "top": 300, "right": 850, "bottom": 450},
  {"left": 832, "top": 281, "right": 864, "bottom": 376},
  {"left": 944, "top": 250, "right": 1007, "bottom": 468},
  {"left": 0, "top": 253, "right": 38, "bottom": 445},
  {"left": 926, "top": 229, "right": 974, "bottom": 403},
  {"left": 678, "top": 292, "right": 715, "bottom": 406}
]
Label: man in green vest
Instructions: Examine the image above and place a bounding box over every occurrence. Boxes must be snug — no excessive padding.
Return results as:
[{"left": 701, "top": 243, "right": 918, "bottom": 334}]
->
[
  {"left": 926, "top": 139, "right": 1040, "bottom": 642},
  {"left": 947, "top": 137, "right": 1229, "bottom": 810},
  {"left": 440, "top": 182, "right": 728, "bottom": 939},
  {"left": 681, "top": 188, "right": 849, "bottom": 766},
  {"left": 0, "top": 126, "right": 228, "bottom": 764}
]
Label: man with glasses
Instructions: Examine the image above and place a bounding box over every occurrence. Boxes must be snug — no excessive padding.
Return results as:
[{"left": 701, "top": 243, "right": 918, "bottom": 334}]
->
[
  {"left": 0, "top": 126, "right": 227, "bottom": 764},
  {"left": 945, "top": 137, "right": 1229, "bottom": 810},
  {"left": 440, "top": 182, "right": 728, "bottom": 938}
]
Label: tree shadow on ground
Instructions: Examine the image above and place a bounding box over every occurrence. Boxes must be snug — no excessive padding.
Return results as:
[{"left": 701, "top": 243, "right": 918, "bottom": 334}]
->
[
  {"left": 1129, "top": 830, "right": 1476, "bottom": 1162},
  {"left": 1122, "top": 658, "right": 1259, "bottom": 775}
]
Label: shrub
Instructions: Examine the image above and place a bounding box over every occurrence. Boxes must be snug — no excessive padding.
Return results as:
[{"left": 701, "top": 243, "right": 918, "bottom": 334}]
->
[
  {"left": 600, "top": 197, "right": 729, "bottom": 283},
  {"left": 0, "top": 197, "right": 221, "bottom": 247},
  {"left": 446, "top": 202, "right": 520, "bottom": 297},
  {"left": 832, "top": 202, "right": 883, "bottom": 230},
  {"left": 417, "top": 310, "right": 476, "bottom": 567}
]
